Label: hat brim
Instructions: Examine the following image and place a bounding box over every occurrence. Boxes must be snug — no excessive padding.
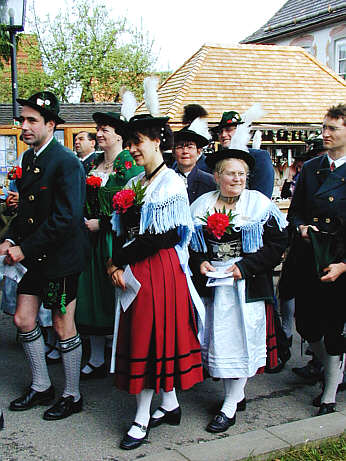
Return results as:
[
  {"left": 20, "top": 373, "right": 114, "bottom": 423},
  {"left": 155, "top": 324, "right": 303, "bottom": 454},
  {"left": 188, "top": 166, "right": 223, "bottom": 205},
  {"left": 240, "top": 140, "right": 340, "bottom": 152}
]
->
[
  {"left": 17, "top": 98, "right": 65, "bottom": 125},
  {"left": 92, "top": 112, "right": 127, "bottom": 136},
  {"left": 174, "top": 129, "right": 209, "bottom": 148},
  {"left": 205, "top": 148, "right": 255, "bottom": 171}
]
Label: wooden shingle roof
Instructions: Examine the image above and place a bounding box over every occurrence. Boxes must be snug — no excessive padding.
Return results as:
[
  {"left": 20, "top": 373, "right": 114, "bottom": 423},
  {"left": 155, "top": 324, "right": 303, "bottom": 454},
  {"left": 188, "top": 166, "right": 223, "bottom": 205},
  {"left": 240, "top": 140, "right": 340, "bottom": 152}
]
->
[
  {"left": 137, "top": 44, "right": 346, "bottom": 127},
  {"left": 0, "top": 103, "right": 121, "bottom": 125},
  {"left": 242, "top": 0, "right": 346, "bottom": 44}
]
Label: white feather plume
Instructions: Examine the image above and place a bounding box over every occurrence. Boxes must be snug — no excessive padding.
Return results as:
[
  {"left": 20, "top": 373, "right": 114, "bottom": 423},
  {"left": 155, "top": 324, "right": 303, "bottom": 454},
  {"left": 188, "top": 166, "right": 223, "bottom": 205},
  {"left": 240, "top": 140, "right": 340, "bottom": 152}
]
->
[
  {"left": 230, "top": 103, "right": 265, "bottom": 152},
  {"left": 143, "top": 76, "right": 160, "bottom": 116},
  {"left": 252, "top": 130, "right": 262, "bottom": 149},
  {"left": 121, "top": 90, "right": 137, "bottom": 122},
  {"left": 189, "top": 117, "right": 210, "bottom": 140}
]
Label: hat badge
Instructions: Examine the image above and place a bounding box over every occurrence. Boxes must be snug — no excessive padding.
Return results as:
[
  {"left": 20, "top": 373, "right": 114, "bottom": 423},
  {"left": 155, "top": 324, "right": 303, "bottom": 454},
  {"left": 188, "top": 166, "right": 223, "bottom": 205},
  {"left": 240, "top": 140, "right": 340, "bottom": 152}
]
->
[{"left": 36, "top": 98, "right": 51, "bottom": 108}]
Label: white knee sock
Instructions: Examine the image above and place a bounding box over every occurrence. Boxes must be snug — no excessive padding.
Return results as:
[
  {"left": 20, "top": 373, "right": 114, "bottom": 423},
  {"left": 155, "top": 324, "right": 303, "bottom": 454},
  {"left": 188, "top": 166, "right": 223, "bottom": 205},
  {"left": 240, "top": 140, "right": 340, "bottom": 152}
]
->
[
  {"left": 128, "top": 389, "right": 154, "bottom": 439},
  {"left": 152, "top": 388, "right": 179, "bottom": 419},
  {"left": 322, "top": 354, "right": 342, "bottom": 404},
  {"left": 60, "top": 334, "right": 82, "bottom": 402},
  {"left": 82, "top": 335, "right": 105, "bottom": 373},
  {"left": 221, "top": 378, "right": 247, "bottom": 419}
]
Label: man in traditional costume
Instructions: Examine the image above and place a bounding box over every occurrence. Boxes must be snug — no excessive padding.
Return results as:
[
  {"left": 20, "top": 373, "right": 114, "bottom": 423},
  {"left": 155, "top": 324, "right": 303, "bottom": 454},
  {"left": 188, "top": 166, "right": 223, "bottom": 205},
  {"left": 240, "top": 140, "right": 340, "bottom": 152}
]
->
[
  {"left": 213, "top": 109, "right": 274, "bottom": 198},
  {"left": 0, "top": 91, "right": 89, "bottom": 420},
  {"left": 288, "top": 103, "right": 346, "bottom": 415}
]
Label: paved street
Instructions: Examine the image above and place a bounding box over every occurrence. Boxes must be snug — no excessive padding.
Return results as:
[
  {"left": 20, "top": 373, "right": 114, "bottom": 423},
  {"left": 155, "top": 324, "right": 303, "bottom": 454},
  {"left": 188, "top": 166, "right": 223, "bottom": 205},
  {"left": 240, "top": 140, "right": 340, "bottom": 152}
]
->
[{"left": 0, "top": 311, "right": 345, "bottom": 461}]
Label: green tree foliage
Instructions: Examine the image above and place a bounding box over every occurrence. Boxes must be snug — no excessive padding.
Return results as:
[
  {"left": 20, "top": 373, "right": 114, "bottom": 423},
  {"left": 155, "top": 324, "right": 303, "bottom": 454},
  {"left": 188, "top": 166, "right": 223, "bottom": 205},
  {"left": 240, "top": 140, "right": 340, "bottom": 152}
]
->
[{"left": 29, "top": 0, "right": 157, "bottom": 102}]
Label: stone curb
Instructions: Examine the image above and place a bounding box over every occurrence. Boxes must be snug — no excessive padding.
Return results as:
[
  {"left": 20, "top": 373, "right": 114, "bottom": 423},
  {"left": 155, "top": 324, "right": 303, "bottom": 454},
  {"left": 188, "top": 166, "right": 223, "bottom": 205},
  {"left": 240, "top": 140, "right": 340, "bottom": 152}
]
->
[{"left": 141, "top": 404, "right": 346, "bottom": 461}]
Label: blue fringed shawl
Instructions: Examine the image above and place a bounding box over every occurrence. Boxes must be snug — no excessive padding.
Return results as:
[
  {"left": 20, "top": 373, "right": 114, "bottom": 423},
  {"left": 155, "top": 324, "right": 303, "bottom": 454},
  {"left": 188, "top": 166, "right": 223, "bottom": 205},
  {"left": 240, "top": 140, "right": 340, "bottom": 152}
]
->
[
  {"left": 190, "top": 189, "right": 287, "bottom": 253},
  {"left": 111, "top": 169, "right": 194, "bottom": 248}
]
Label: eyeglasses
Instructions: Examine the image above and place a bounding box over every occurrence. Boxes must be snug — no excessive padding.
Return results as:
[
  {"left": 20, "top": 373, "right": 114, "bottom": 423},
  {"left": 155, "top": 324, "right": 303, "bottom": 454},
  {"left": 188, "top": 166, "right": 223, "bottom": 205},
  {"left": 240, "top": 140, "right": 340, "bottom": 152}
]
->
[
  {"left": 221, "top": 171, "right": 247, "bottom": 179},
  {"left": 175, "top": 143, "right": 197, "bottom": 151},
  {"left": 322, "top": 124, "right": 343, "bottom": 132}
]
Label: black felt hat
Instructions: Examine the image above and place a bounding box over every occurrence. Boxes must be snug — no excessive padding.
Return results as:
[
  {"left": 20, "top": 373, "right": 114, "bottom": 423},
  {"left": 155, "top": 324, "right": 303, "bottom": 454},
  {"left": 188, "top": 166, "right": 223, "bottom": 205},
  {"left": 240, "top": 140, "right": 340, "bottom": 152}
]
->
[
  {"left": 174, "top": 126, "right": 209, "bottom": 148},
  {"left": 17, "top": 91, "right": 65, "bottom": 125},
  {"left": 92, "top": 111, "right": 128, "bottom": 137},
  {"left": 205, "top": 148, "right": 255, "bottom": 171},
  {"left": 126, "top": 114, "right": 169, "bottom": 132}
]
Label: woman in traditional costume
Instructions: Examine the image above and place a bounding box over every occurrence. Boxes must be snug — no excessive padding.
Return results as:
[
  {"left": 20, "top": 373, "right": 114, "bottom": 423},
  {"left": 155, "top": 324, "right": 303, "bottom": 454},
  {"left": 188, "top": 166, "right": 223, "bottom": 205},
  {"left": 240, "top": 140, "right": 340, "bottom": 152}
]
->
[
  {"left": 189, "top": 122, "right": 288, "bottom": 433},
  {"left": 76, "top": 95, "right": 143, "bottom": 379},
  {"left": 108, "top": 78, "right": 203, "bottom": 450}
]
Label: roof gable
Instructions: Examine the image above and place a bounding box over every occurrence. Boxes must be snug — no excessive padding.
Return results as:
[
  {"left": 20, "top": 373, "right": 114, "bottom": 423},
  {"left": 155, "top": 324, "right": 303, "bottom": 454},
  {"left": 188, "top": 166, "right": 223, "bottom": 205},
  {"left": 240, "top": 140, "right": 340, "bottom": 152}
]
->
[
  {"left": 137, "top": 44, "right": 346, "bottom": 126},
  {"left": 242, "top": 0, "right": 346, "bottom": 43}
]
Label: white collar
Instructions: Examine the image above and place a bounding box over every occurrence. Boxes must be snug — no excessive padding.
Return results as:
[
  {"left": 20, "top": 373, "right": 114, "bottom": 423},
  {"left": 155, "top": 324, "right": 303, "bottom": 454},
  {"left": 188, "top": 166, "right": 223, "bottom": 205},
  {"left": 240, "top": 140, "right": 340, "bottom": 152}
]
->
[
  {"left": 327, "top": 154, "right": 346, "bottom": 168},
  {"left": 80, "top": 151, "right": 95, "bottom": 162},
  {"left": 34, "top": 136, "right": 54, "bottom": 156}
]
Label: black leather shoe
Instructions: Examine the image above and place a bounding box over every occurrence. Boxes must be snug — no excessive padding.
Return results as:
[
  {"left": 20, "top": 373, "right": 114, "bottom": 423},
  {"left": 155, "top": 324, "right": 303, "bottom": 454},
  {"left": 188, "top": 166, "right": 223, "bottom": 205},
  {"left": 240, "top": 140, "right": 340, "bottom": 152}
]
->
[
  {"left": 206, "top": 411, "right": 236, "bottom": 433},
  {"left": 9, "top": 386, "right": 55, "bottom": 411},
  {"left": 237, "top": 397, "right": 246, "bottom": 412},
  {"left": 265, "top": 359, "right": 286, "bottom": 374},
  {"left": 0, "top": 410, "right": 4, "bottom": 430},
  {"left": 120, "top": 422, "right": 149, "bottom": 450},
  {"left": 43, "top": 395, "right": 83, "bottom": 420},
  {"left": 80, "top": 363, "right": 107, "bottom": 380},
  {"left": 149, "top": 406, "right": 181, "bottom": 428},
  {"left": 316, "top": 403, "right": 336, "bottom": 416}
]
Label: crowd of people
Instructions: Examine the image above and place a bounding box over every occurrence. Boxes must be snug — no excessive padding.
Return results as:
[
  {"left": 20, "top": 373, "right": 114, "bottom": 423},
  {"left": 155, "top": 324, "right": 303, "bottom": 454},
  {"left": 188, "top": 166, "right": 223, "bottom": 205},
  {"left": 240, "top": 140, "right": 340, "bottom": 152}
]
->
[{"left": 0, "top": 81, "right": 345, "bottom": 449}]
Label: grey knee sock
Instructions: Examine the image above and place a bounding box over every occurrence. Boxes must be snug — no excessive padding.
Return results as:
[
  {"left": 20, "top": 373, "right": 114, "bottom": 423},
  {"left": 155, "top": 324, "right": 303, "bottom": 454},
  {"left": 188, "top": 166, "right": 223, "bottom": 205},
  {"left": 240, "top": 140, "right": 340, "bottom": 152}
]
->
[
  {"left": 322, "top": 354, "right": 342, "bottom": 404},
  {"left": 60, "top": 334, "right": 82, "bottom": 402},
  {"left": 19, "top": 325, "right": 51, "bottom": 392}
]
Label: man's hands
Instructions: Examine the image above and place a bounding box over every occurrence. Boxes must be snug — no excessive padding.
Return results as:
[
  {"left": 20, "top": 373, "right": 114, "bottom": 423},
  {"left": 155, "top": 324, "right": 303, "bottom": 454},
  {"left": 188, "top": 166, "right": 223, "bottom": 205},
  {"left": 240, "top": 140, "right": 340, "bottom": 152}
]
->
[
  {"left": 5, "top": 246, "right": 25, "bottom": 265},
  {"left": 298, "top": 224, "right": 318, "bottom": 240},
  {"left": 85, "top": 219, "right": 100, "bottom": 232},
  {"left": 321, "top": 262, "right": 346, "bottom": 283},
  {"left": 6, "top": 191, "right": 19, "bottom": 209}
]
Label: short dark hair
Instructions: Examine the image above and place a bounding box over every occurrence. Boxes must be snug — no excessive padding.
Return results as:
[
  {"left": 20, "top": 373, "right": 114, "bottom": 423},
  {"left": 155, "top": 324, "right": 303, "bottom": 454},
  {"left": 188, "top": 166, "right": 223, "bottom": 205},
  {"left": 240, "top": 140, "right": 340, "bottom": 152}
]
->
[
  {"left": 76, "top": 131, "right": 96, "bottom": 142},
  {"left": 326, "top": 104, "right": 346, "bottom": 125},
  {"left": 127, "top": 124, "right": 173, "bottom": 152}
]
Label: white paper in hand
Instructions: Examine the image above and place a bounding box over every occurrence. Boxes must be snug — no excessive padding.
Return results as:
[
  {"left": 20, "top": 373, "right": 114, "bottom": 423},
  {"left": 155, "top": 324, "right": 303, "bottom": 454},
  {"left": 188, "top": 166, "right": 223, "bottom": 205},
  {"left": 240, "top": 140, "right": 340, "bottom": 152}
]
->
[
  {"left": 0, "top": 255, "right": 27, "bottom": 283},
  {"left": 119, "top": 265, "right": 141, "bottom": 312},
  {"left": 206, "top": 270, "right": 234, "bottom": 287}
]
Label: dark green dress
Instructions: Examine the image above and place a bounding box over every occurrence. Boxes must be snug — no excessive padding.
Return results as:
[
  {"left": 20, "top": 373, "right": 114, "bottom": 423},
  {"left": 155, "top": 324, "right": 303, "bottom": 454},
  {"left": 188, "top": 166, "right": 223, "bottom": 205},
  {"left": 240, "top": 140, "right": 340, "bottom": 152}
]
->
[{"left": 76, "top": 150, "right": 143, "bottom": 335}]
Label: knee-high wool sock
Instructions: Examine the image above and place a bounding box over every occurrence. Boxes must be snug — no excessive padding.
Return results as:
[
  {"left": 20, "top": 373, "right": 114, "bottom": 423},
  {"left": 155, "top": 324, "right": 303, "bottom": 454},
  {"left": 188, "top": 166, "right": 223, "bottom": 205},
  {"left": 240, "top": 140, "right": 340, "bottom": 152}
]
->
[
  {"left": 19, "top": 324, "right": 51, "bottom": 392},
  {"left": 60, "top": 334, "right": 82, "bottom": 402}
]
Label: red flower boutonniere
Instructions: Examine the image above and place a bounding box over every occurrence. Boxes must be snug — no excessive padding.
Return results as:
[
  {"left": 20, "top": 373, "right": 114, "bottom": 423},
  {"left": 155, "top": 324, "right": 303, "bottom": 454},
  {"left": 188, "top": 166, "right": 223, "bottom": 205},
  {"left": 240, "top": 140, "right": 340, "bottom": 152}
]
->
[
  {"left": 125, "top": 161, "right": 133, "bottom": 170},
  {"left": 200, "top": 207, "right": 237, "bottom": 240},
  {"left": 113, "top": 180, "right": 147, "bottom": 214},
  {"left": 7, "top": 166, "right": 22, "bottom": 180},
  {"left": 86, "top": 175, "right": 102, "bottom": 189}
]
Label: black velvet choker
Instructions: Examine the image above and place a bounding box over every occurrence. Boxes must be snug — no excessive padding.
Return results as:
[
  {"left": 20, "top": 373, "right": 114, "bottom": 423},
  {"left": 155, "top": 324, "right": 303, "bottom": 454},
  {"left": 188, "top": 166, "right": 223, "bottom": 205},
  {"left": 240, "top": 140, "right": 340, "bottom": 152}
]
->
[{"left": 145, "top": 161, "right": 165, "bottom": 180}]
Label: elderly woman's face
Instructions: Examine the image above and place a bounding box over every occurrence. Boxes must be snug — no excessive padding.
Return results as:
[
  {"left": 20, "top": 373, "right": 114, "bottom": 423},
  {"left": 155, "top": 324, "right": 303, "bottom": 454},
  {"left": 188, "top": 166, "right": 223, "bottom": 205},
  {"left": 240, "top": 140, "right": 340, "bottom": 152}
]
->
[{"left": 214, "top": 158, "right": 247, "bottom": 197}]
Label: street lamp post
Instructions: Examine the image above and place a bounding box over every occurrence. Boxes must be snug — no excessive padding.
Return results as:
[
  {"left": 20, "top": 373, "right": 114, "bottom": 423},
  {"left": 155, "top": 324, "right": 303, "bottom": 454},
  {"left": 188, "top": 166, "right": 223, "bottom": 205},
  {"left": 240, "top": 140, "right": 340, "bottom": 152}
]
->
[{"left": 0, "top": 0, "right": 27, "bottom": 121}]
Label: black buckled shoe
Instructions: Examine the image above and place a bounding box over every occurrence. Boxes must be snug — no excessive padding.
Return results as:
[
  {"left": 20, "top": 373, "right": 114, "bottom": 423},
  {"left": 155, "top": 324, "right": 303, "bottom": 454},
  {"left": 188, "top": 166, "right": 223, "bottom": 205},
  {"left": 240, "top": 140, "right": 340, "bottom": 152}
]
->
[
  {"left": 80, "top": 363, "right": 107, "bottom": 380},
  {"left": 292, "top": 362, "right": 323, "bottom": 384},
  {"left": 9, "top": 386, "right": 55, "bottom": 411},
  {"left": 43, "top": 395, "right": 83, "bottom": 420},
  {"left": 149, "top": 406, "right": 181, "bottom": 428},
  {"left": 206, "top": 411, "right": 236, "bottom": 433},
  {"left": 120, "top": 422, "right": 150, "bottom": 450},
  {"left": 316, "top": 403, "right": 336, "bottom": 416}
]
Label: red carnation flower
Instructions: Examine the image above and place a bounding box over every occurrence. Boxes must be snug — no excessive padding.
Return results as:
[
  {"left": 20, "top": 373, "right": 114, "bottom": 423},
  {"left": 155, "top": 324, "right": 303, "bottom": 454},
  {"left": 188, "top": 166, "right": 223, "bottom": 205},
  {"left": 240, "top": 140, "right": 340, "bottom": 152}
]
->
[
  {"left": 86, "top": 175, "right": 102, "bottom": 188},
  {"left": 206, "top": 213, "right": 230, "bottom": 240},
  {"left": 7, "top": 166, "right": 22, "bottom": 180},
  {"left": 124, "top": 161, "right": 133, "bottom": 170},
  {"left": 113, "top": 189, "right": 136, "bottom": 214}
]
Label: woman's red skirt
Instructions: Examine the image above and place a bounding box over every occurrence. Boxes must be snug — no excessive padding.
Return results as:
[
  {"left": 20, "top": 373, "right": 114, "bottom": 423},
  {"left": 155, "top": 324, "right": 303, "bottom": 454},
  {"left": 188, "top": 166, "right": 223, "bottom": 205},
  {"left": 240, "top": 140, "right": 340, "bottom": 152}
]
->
[{"left": 114, "top": 248, "right": 203, "bottom": 394}]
